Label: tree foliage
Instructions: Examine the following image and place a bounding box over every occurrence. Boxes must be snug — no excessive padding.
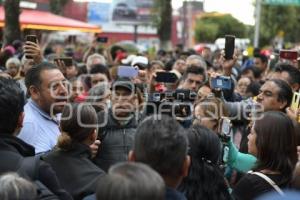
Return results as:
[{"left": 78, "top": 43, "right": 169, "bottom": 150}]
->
[
  {"left": 260, "top": 4, "right": 300, "bottom": 47},
  {"left": 194, "top": 13, "right": 247, "bottom": 43},
  {"left": 3, "top": 0, "right": 21, "bottom": 46}
]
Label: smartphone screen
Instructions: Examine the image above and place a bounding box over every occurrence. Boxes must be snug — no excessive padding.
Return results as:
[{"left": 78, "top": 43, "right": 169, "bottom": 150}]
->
[
  {"left": 26, "top": 35, "right": 37, "bottom": 43},
  {"left": 279, "top": 50, "right": 298, "bottom": 60},
  {"left": 97, "top": 36, "right": 108, "bottom": 43},
  {"left": 291, "top": 92, "right": 300, "bottom": 110},
  {"left": 211, "top": 76, "right": 231, "bottom": 90},
  {"left": 224, "top": 35, "right": 235, "bottom": 60},
  {"left": 221, "top": 118, "right": 231, "bottom": 136},
  {"left": 118, "top": 66, "right": 138, "bottom": 78},
  {"left": 155, "top": 72, "right": 178, "bottom": 83}
]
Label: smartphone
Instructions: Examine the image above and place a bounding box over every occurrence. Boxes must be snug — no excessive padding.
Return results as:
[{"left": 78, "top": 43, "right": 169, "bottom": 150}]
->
[
  {"left": 291, "top": 92, "right": 300, "bottom": 110},
  {"left": 211, "top": 76, "right": 232, "bottom": 90},
  {"left": 25, "top": 35, "right": 37, "bottom": 59},
  {"left": 220, "top": 117, "right": 232, "bottom": 136},
  {"left": 291, "top": 92, "right": 300, "bottom": 123},
  {"left": 26, "top": 35, "right": 37, "bottom": 43},
  {"left": 118, "top": 66, "right": 139, "bottom": 78},
  {"left": 155, "top": 72, "right": 178, "bottom": 83},
  {"left": 97, "top": 36, "right": 108, "bottom": 43},
  {"left": 279, "top": 50, "right": 298, "bottom": 60},
  {"left": 54, "top": 57, "right": 73, "bottom": 67},
  {"left": 224, "top": 35, "right": 235, "bottom": 60}
]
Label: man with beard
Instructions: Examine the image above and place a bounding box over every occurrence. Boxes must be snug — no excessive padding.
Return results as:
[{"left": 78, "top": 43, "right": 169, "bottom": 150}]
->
[
  {"left": 0, "top": 76, "right": 73, "bottom": 200},
  {"left": 18, "top": 62, "right": 69, "bottom": 154},
  {"left": 94, "top": 77, "right": 142, "bottom": 171}
]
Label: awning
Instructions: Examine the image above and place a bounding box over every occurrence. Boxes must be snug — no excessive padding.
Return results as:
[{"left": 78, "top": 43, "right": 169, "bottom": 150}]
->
[{"left": 0, "top": 7, "right": 101, "bottom": 33}]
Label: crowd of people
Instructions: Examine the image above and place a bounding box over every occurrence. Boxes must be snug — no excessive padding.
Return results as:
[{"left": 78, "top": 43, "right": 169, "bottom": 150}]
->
[{"left": 0, "top": 36, "right": 300, "bottom": 200}]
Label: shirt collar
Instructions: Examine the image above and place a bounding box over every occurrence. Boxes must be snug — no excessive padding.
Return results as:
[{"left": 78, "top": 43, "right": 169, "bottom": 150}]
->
[{"left": 28, "top": 99, "right": 59, "bottom": 124}]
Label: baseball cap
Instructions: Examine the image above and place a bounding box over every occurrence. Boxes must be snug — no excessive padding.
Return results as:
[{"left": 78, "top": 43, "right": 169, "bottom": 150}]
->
[
  {"left": 131, "top": 56, "right": 149, "bottom": 69},
  {"left": 112, "top": 77, "right": 135, "bottom": 93}
]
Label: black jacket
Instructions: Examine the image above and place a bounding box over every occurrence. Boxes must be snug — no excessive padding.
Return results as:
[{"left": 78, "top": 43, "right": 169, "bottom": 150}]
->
[
  {"left": 0, "top": 134, "right": 72, "bottom": 200},
  {"left": 94, "top": 109, "right": 141, "bottom": 172},
  {"left": 43, "top": 143, "right": 106, "bottom": 200}
]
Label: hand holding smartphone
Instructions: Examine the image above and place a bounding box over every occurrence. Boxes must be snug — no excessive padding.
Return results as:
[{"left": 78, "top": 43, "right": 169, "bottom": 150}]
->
[
  {"left": 25, "top": 35, "right": 38, "bottom": 59},
  {"left": 54, "top": 57, "right": 73, "bottom": 67},
  {"left": 219, "top": 117, "right": 232, "bottom": 137}
]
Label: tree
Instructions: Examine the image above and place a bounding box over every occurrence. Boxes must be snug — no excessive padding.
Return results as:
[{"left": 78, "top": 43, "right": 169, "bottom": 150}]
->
[
  {"left": 153, "top": 0, "right": 172, "bottom": 50},
  {"left": 259, "top": 4, "right": 300, "bottom": 47},
  {"left": 195, "top": 22, "right": 218, "bottom": 43},
  {"left": 194, "top": 13, "right": 248, "bottom": 43},
  {"left": 3, "top": 0, "right": 21, "bottom": 46},
  {"left": 49, "top": 0, "right": 69, "bottom": 15}
]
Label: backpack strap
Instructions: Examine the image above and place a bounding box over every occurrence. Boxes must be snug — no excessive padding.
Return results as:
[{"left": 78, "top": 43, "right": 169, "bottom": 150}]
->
[{"left": 248, "top": 171, "right": 284, "bottom": 196}]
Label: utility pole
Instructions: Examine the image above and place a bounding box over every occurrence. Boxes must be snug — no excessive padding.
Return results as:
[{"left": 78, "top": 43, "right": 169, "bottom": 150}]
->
[
  {"left": 254, "top": 0, "right": 262, "bottom": 48},
  {"left": 182, "top": 1, "right": 187, "bottom": 48},
  {"left": 187, "top": 0, "right": 193, "bottom": 48},
  {"left": 133, "top": 24, "right": 138, "bottom": 43}
]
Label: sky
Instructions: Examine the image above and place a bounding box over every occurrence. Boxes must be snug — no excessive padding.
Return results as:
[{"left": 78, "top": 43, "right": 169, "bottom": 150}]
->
[{"left": 172, "top": 0, "right": 255, "bottom": 25}]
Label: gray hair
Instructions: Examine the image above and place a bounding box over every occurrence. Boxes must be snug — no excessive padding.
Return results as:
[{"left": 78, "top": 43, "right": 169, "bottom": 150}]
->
[
  {"left": 186, "top": 55, "right": 207, "bottom": 71},
  {"left": 86, "top": 53, "right": 106, "bottom": 72},
  {"left": 5, "top": 57, "right": 21, "bottom": 69},
  {"left": 96, "top": 162, "right": 165, "bottom": 200},
  {"left": 0, "top": 173, "right": 37, "bottom": 200}
]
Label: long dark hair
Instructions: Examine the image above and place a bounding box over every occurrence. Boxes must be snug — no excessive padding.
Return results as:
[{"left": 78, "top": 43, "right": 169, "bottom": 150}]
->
[
  {"left": 254, "top": 111, "right": 297, "bottom": 185},
  {"left": 178, "top": 125, "right": 231, "bottom": 200}
]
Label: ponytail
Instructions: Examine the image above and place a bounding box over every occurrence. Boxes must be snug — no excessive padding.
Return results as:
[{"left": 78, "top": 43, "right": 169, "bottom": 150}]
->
[{"left": 57, "top": 131, "right": 73, "bottom": 150}]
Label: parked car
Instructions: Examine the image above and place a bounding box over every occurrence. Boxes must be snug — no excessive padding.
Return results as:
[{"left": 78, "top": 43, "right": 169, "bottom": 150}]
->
[{"left": 112, "top": 2, "right": 137, "bottom": 21}]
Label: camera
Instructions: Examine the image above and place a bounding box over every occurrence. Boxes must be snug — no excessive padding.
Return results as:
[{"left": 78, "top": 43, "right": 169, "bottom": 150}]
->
[{"left": 147, "top": 89, "right": 197, "bottom": 118}]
